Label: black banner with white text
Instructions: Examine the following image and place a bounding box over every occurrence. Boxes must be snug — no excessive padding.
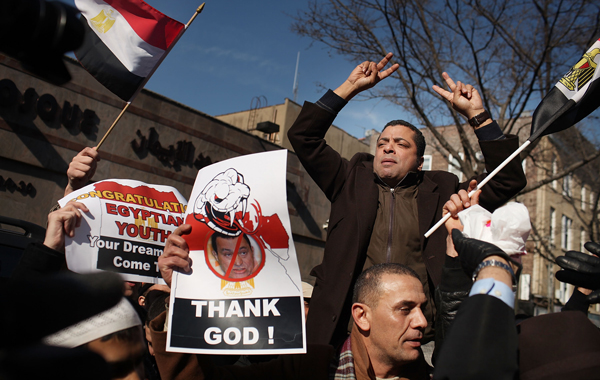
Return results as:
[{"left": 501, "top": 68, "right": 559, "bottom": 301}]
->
[{"left": 169, "top": 296, "right": 303, "bottom": 351}]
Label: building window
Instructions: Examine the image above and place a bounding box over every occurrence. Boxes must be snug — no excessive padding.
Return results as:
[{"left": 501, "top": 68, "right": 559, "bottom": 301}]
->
[
  {"left": 518, "top": 273, "right": 531, "bottom": 301},
  {"left": 562, "top": 173, "right": 572, "bottom": 197},
  {"left": 522, "top": 158, "right": 527, "bottom": 175},
  {"left": 581, "top": 227, "right": 586, "bottom": 252},
  {"left": 422, "top": 155, "right": 432, "bottom": 171},
  {"left": 551, "top": 157, "right": 558, "bottom": 190},
  {"left": 581, "top": 186, "right": 587, "bottom": 211},
  {"left": 549, "top": 207, "right": 556, "bottom": 247},
  {"left": 448, "top": 153, "right": 464, "bottom": 181},
  {"left": 556, "top": 281, "right": 569, "bottom": 305},
  {"left": 561, "top": 215, "right": 572, "bottom": 251}
]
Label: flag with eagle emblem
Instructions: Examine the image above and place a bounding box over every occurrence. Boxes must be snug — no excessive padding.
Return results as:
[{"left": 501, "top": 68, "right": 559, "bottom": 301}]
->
[
  {"left": 530, "top": 38, "right": 600, "bottom": 141},
  {"left": 74, "top": 0, "right": 185, "bottom": 101}
]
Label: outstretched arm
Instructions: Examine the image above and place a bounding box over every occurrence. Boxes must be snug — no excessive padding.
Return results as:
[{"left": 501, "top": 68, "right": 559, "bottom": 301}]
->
[
  {"left": 334, "top": 52, "right": 399, "bottom": 101},
  {"left": 434, "top": 73, "right": 525, "bottom": 212},
  {"left": 288, "top": 53, "right": 397, "bottom": 201},
  {"left": 435, "top": 181, "right": 481, "bottom": 351},
  {"left": 432, "top": 72, "right": 491, "bottom": 129}
]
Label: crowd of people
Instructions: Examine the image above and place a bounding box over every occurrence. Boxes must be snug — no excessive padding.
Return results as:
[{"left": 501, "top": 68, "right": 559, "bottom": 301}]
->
[{"left": 3, "top": 53, "right": 600, "bottom": 380}]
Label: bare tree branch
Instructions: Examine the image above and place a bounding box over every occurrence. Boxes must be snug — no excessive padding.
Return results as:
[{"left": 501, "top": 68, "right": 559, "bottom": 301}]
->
[{"left": 292, "top": 0, "right": 600, "bottom": 178}]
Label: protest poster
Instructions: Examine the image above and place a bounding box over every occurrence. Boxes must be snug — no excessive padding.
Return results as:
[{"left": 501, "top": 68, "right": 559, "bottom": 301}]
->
[
  {"left": 167, "top": 150, "right": 306, "bottom": 355},
  {"left": 58, "top": 179, "right": 187, "bottom": 284}
]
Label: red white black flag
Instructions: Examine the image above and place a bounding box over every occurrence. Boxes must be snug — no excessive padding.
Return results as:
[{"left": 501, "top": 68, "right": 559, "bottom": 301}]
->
[
  {"left": 530, "top": 38, "right": 600, "bottom": 141},
  {"left": 74, "top": 0, "right": 185, "bottom": 102}
]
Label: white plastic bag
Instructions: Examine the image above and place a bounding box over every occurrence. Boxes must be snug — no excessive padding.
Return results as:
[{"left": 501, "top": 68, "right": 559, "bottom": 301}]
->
[{"left": 458, "top": 202, "right": 530, "bottom": 257}]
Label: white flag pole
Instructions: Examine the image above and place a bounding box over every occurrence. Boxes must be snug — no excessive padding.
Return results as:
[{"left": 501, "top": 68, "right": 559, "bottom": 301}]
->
[{"left": 424, "top": 140, "right": 531, "bottom": 238}]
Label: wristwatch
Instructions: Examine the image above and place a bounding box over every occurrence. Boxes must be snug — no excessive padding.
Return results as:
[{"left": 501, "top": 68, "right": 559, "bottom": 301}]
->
[
  {"left": 472, "top": 259, "right": 517, "bottom": 291},
  {"left": 468, "top": 110, "right": 491, "bottom": 127}
]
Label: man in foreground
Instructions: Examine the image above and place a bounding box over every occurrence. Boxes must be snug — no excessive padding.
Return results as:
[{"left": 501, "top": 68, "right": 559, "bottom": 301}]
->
[
  {"left": 153, "top": 230, "right": 431, "bottom": 379},
  {"left": 334, "top": 263, "right": 428, "bottom": 379}
]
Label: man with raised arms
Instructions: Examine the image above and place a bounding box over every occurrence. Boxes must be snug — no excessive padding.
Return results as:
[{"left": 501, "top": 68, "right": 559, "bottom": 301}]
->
[{"left": 287, "top": 52, "right": 526, "bottom": 349}]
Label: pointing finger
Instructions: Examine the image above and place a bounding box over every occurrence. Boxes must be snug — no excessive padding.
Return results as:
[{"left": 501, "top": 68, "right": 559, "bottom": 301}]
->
[
  {"left": 442, "top": 72, "right": 457, "bottom": 91},
  {"left": 379, "top": 63, "right": 399, "bottom": 80},
  {"left": 432, "top": 84, "right": 453, "bottom": 102},
  {"left": 377, "top": 52, "right": 394, "bottom": 71}
]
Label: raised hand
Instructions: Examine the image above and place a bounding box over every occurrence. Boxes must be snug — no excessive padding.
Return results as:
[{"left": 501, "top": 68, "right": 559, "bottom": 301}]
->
[
  {"left": 65, "top": 147, "right": 100, "bottom": 196},
  {"left": 443, "top": 180, "right": 480, "bottom": 224},
  {"left": 334, "top": 52, "right": 400, "bottom": 101},
  {"left": 443, "top": 180, "right": 480, "bottom": 257},
  {"left": 44, "top": 202, "right": 89, "bottom": 252},
  {"left": 433, "top": 72, "right": 487, "bottom": 121},
  {"left": 159, "top": 224, "right": 193, "bottom": 287}
]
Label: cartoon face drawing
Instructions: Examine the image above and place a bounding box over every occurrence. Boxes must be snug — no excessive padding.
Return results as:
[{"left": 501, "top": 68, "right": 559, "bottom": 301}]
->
[{"left": 194, "top": 169, "right": 250, "bottom": 236}]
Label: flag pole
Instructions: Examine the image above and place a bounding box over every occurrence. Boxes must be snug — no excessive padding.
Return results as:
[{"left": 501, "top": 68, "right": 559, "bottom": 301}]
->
[
  {"left": 425, "top": 96, "right": 579, "bottom": 237},
  {"left": 424, "top": 38, "right": 600, "bottom": 238},
  {"left": 96, "top": 102, "right": 132, "bottom": 149},
  {"left": 185, "top": 3, "right": 205, "bottom": 28},
  {"left": 424, "top": 140, "right": 531, "bottom": 238},
  {"left": 95, "top": 3, "right": 206, "bottom": 150}
]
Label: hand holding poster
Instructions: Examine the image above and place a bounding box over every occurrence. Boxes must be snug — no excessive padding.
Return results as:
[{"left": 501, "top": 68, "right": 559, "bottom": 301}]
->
[
  {"left": 166, "top": 150, "right": 306, "bottom": 355},
  {"left": 58, "top": 179, "right": 187, "bottom": 284}
]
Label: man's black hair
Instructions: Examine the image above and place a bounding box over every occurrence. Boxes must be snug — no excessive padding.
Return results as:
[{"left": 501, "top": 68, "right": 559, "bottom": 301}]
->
[
  {"left": 352, "top": 263, "right": 421, "bottom": 308},
  {"left": 210, "top": 232, "right": 251, "bottom": 254},
  {"left": 145, "top": 292, "right": 170, "bottom": 324},
  {"left": 381, "top": 120, "right": 426, "bottom": 158}
]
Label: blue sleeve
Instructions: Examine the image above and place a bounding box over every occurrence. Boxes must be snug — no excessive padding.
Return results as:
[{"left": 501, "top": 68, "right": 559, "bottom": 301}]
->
[{"left": 469, "top": 277, "right": 515, "bottom": 309}]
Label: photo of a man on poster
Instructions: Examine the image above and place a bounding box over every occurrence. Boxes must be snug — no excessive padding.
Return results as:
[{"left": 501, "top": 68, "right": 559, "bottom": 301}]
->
[
  {"left": 207, "top": 232, "right": 263, "bottom": 280},
  {"left": 167, "top": 151, "right": 306, "bottom": 354}
]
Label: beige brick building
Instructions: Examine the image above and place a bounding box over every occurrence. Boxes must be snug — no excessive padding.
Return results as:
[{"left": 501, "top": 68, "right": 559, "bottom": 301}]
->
[
  {"left": 419, "top": 117, "right": 600, "bottom": 324},
  {"left": 516, "top": 130, "right": 600, "bottom": 324},
  {"left": 215, "top": 98, "right": 371, "bottom": 160}
]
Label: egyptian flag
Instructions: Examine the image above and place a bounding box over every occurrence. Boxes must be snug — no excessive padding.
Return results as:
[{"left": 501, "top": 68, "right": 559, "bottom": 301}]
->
[
  {"left": 530, "top": 38, "right": 600, "bottom": 141},
  {"left": 74, "top": 0, "right": 185, "bottom": 102}
]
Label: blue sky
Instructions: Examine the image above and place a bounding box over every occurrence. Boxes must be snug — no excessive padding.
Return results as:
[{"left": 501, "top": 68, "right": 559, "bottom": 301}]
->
[{"left": 60, "top": 0, "right": 409, "bottom": 139}]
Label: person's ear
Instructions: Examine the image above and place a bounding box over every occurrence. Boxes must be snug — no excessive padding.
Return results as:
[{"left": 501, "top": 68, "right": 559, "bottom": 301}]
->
[
  {"left": 417, "top": 156, "right": 424, "bottom": 171},
  {"left": 352, "top": 303, "right": 371, "bottom": 332},
  {"left": 138, "top": 295, "right": 146, "bottom": 307}
]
